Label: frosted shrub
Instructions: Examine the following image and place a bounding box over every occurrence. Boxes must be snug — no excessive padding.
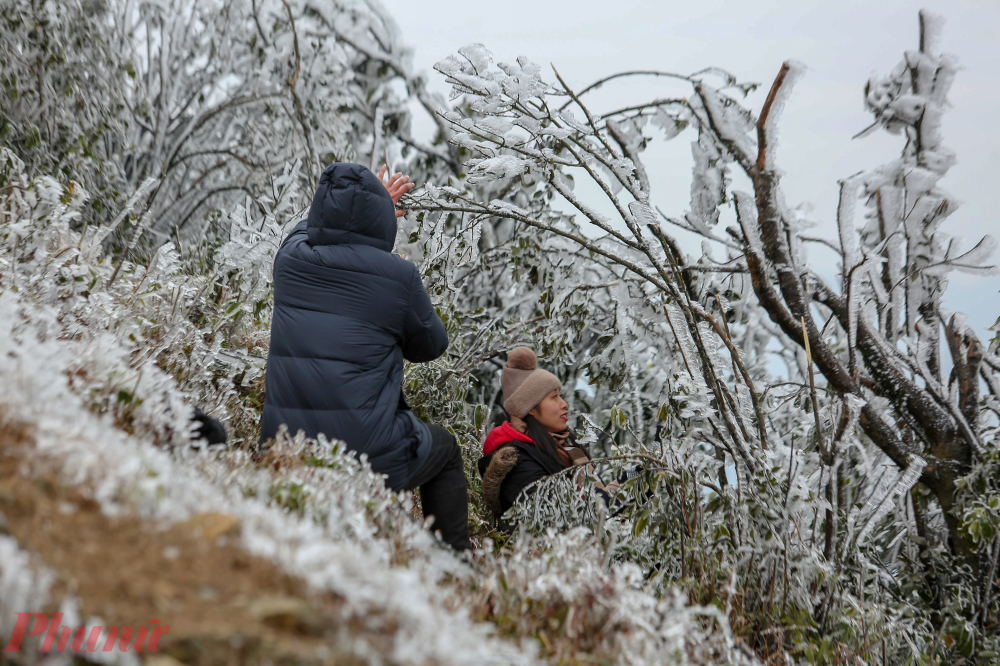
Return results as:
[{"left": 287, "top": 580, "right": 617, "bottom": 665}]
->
[
  {"left": 472, "top": 526, "right": 759, "bottom": 665},
  {"left": 0, "top": 146, "right": 299, "bottom": 445}
]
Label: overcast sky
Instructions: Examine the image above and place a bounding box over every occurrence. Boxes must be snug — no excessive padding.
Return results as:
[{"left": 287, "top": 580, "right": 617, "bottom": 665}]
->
[{"left": 387, "top": 0, "right": 1000, "bottom": 340}]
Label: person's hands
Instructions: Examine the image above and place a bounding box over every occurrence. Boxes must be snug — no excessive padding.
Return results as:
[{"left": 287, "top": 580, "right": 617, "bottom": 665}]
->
[{"left": 378, "top": 165, "right": 415, "bottom": 218}]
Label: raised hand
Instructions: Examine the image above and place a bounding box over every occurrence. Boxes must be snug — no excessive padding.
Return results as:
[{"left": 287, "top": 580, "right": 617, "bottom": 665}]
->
[{"left": 378, "top": 165, "right": 415, "bottom": 218}]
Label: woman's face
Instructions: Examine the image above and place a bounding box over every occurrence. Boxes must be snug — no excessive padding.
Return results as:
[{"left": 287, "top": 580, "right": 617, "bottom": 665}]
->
[{"left": 528, "top": 389, "right": 569, "bottom": 432}]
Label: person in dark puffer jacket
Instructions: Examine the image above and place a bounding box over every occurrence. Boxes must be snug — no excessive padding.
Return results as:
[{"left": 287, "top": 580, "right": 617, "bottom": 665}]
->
[
  {"left": 260, "top": 162, "right": 471, "bottom": 551},
  {"left": 477, "top": 347, "right": 619, "bottom": 520}
]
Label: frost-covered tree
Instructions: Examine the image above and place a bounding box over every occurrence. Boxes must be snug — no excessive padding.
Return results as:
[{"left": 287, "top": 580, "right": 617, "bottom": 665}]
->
[
  {"left": 1, "top": 0, "right": 455, "bottom": 245},
  {"left": 406, "top": 11, "right": 1000, "bottom": 662}
]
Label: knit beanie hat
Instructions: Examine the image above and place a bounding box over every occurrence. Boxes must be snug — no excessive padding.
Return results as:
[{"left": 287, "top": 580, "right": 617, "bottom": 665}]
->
[{"left": 502, "top": 347, "right": 562, "bottom": 419}]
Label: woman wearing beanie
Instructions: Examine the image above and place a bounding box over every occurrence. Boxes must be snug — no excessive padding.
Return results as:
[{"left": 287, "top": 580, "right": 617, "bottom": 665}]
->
[{"left": 477, "top": 347, "right": 618, "bottom": 519}]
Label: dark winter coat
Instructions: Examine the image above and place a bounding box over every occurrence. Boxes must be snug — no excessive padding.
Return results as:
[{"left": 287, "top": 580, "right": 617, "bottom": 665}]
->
[
  {"left": 478, "top": 421, "right": 623, "bottom": 518},
  {"left": 260, "top": 163, "right": 449, "bottom": 491},
  {"left": 477, "top": 422, "right": 567, "bottom": 517}
]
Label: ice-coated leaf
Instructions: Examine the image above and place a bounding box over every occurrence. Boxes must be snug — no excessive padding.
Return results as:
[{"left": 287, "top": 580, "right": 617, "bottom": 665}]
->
[
  {"left": 686, "top": 134, "right": 727, "bottom": 234},
  {"left": 467, "top": 155, "right": 533, "bottom": 183}
]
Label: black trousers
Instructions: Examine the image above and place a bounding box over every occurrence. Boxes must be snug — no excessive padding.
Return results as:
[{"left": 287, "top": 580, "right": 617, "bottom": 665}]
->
[{"left": 405, "top": 425, "right": 472, "bottom": 551}]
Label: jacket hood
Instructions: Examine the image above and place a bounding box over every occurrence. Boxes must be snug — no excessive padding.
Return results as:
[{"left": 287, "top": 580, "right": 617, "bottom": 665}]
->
[
  {"left": 483, "top": 421, "right": 534, "bottom": 456},
  {"left": 307, "top": 163, "right": 397, "bottom": 251}
]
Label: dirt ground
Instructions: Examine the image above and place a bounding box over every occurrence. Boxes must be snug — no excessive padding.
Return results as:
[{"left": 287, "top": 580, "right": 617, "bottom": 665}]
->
[{"left": 0, "top": 417, "right": 369, "bottom": 665}]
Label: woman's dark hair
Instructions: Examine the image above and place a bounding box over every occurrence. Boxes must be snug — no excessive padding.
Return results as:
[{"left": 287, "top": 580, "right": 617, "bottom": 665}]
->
[{"left": 523, "top": 414, "right": 593, "bottom": 468}]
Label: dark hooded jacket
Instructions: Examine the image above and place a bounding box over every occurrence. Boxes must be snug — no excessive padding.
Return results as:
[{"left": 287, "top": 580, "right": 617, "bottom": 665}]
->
[
  {"left": 477, "top": 422, "right": 568, "bottom": 517},
  {"left": 478, "top": 422, "right": 620, "bottom": 519},
  {"left": 260, "top": 163, "right": 449, "bottom": 490}
]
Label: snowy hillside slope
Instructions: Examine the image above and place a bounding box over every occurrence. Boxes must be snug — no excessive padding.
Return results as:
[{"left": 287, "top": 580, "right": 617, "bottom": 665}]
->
[{"left": 0, "top": 294, "right": 536, "bottom": 665}]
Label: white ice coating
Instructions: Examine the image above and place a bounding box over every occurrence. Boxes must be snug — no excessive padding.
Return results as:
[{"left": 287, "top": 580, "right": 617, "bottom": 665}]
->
[
  {"left": 556, "top": 110, "right": 589, "bottom": 134},
  {"left": 733, "top": 383, "right": 757, "bottom": 442},
  {"left": 487, "top": 199, "right": 529, "bottom": 218},
  {"left": 467, "top": 155, "right": 533, "bottom": 183},
  {"left": 734, "top": 191, "right": 764, "bottom": 261},
  {"left": 855, "top": 455, "right": 926, "bottom": 548},
  {"left": 615, "top": 284, "right": 645, "bottom": 439},
  {"left": 0, "top": 294, "right": 538, "bottom": 666},
  {"left": 465, "top": 217, "right": 483, "bottom": 264},
  {"left": 664, "top": 301, "right": 702, "bottom": 382},
  {"left": 698, "top": 320, "right": 726, "bottom": 382},
  {"left": 371, "top": 106, "right": 385, "bottom": 171},
  {"left": 685, "top": 134, "right": 726, "bottom": 236},
  {"left": 836, "top": 175, "right": 863, "bottom": 272},
  {"left": 759, "top": 61, "right": 804, "bottom": 172},
  {"left": 841, "top": 394, "right": 866, "bottom": 441},
  {"left": 555, "top": 171, "right": 618, "bottom": 231},
  {"left": 857, "top": 11, "right": 995, "bottom": 348},
  {"left": 88, "top": 177, "right": 159, "bottom": 248},
  {"left": 847, "top": 255, "right": 880, "bottom": 368},
  {"left": 628, "top": 201, "right": 659, "bottom": 231},
  {"left": 695, "top": 84, "right": 757, "bottom": 160}
]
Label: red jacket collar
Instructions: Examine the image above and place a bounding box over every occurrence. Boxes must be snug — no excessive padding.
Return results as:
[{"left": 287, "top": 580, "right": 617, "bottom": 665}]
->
[{"left": 482, "top": 421, "right": 534, "bottom": 455}]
